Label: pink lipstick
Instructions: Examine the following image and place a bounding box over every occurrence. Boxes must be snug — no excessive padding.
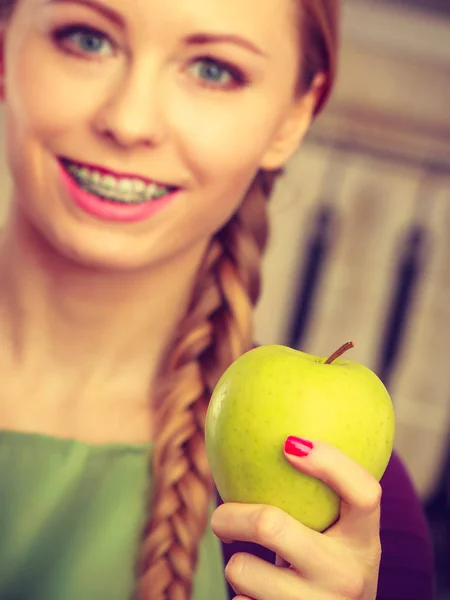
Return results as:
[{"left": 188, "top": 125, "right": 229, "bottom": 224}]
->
[{"left": 58, "top": 158, "right": 179, "bottom": 223}]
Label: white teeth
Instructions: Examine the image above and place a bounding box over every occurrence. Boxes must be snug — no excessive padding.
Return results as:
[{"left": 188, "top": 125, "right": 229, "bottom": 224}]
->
[
  {"left": 102, "top": 188, "right": 114, "bottom": 199},
  {"left": 119, "top": 178, "right": 133, "bottom": 193},
  {"left": 132, "top": 180, "right": 146, "bottom": 193},
  {"left": 102, "top": 174, "right": 117, "bottom": 188},
  {"left": 64, "top": 160, "right": 173, "bottom": 203},
  {"left": 146, "top": 183, "right": 157, "bottom": 197}
]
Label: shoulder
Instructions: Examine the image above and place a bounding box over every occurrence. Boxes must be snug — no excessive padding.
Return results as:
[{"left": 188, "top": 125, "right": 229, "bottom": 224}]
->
[{"left": 377, "top": 451, "right": 435, "bottom": 599}]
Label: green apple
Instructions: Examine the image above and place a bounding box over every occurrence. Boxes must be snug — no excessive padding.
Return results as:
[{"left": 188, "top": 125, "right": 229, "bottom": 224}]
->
[{"left": 205, "top": 342, "right": 395, "bottom": 532}]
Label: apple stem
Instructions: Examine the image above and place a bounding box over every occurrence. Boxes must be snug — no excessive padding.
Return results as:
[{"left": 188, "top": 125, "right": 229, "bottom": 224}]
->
[{"left": 325, "top": 341, "right": 355, "bottom": 364}]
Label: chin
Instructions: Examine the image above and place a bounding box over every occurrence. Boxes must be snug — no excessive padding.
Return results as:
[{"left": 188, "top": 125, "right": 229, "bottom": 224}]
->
[
  {"left": 57, "top": 239, "right": 150, "bottom": 272},
  {"left": 22, "top": 211, "right": 164, "bottom": 272},
  {"left": 61, "top": 230, "right": 164, "bottom": 272}
]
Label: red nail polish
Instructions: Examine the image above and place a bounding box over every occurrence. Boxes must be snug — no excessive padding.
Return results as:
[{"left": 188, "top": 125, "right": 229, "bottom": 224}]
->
[{"left": 284, "top": 436, "right": 313, "bottom": 457}]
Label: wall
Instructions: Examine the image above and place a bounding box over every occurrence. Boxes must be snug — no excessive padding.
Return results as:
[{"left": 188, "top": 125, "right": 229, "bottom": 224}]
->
[{"left": 254, "top": 0, "right": 450, "bottom": 501}]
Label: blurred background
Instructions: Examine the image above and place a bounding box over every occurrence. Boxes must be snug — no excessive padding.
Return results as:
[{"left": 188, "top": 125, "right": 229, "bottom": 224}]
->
[
  {"left": 254, "top": 0, "right": 450, "bottom": 596},
  {"left": 0, "top": 0, "right": 449, "bottom": 596}
]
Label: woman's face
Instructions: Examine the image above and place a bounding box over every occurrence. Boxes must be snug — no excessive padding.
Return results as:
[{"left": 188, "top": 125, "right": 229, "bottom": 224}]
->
[{"left": 0, "top": 0, "right": 316, "bottom": 269}]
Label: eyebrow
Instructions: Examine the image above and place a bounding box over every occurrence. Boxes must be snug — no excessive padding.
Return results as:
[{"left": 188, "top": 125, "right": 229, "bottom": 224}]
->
[
  {"left": 46, "top": 0, "right": 125, "bottom": 29},
  {"left": 185, "top": 33, "right": 268, "bottom": 58},
  {"left": 46, "top": 0, "right": 268, "bottom": 58}
]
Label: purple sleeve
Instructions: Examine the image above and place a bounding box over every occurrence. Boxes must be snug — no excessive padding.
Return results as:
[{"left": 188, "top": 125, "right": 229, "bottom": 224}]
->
[
  {"left": 376, "top": 451, "right": 435, "bottom": 600},
  {"left": 219, "top": 451, "right": 435, "bottom": 600}
]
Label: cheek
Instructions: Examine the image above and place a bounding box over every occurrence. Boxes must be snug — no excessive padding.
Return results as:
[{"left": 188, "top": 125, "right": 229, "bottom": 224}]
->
[
  {"left": 4, "top": 33, "right": 107, "bottom": 143},
  {"left": 164, "top": 93, "right": 287, "bottom": 233},
  {"left": 168, "top": 90, "right": 285, "bottom": 185}
]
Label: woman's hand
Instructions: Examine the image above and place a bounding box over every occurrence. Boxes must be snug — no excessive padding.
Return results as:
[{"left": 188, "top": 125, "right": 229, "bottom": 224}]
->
[{"left": 211, "top": 437, "right": 383, "bottom": 600}]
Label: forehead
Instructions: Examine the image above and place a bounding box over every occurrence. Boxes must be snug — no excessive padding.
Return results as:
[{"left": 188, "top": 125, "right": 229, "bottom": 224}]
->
[
  {"left": 42, "top": 0, "right": 298, "bottom": 44},
  {"left": 158, "top": 0, "right": 295, "bottom": 27}
]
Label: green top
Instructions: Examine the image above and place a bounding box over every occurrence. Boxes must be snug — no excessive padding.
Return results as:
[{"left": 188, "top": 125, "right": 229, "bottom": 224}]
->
[{"left": 0, "top": 429, "right": 228, "bottom": 600}]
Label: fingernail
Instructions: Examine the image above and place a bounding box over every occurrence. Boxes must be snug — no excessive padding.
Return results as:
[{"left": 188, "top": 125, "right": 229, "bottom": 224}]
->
[{"left": 284, "top": 436, "right": 314, "bottom": 457}]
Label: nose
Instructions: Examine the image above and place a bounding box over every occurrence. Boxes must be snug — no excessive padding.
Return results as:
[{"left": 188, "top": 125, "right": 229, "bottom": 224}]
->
[{"left": 93, "top": 63, "right": 168, "bottom": 149}]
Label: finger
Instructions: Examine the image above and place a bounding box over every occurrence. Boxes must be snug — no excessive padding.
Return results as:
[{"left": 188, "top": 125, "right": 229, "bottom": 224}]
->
[
  {"left": 212, "top": 503, "right": 338, "bottom": 581},
  {"left": 284, "top": 436, "right": 382, "bottom": 543},
  {"left": 219, "top": 537, "right": 234, "bottom": 544},
  {"left": 225, "top": 552, "right": 312, "bottom": 600}
]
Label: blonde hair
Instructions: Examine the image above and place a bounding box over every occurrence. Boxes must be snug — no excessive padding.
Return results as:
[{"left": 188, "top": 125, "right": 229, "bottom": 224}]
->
[
  {"left": 138, "top": 170, "right": 273, "bottom": 599},
  {"left": 0, "top": 1, "right": 340, "bottom": 598},
  {"left": 140, "top": 3, "right": 340, "bottom": 596}
]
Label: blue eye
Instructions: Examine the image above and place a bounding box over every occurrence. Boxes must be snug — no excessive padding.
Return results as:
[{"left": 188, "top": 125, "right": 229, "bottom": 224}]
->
[
  {"left": 54, "top": 25, "right": 114, "bottom": 58},
  {"left": 190, "top": 58, "right": 246, "bottom": 89}
]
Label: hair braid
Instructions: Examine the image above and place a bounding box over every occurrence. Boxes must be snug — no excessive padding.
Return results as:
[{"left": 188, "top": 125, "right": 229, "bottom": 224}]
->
[{"left": 137, "top": 171, "right": 277, "bottom": 600}]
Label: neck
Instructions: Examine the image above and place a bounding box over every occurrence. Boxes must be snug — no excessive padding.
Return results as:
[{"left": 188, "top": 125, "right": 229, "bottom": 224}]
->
[{"left": 0, "top": 210, "right": 208, "bottom": 402}]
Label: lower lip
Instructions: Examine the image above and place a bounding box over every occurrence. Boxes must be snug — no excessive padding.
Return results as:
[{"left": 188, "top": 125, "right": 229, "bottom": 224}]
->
[{"left": 58, "top": 161, "right": 178, "bottom": 223}]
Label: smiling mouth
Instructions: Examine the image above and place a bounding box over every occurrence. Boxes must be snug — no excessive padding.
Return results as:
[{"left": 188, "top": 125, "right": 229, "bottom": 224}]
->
[{"left": 60, "top": 158, "right": 178, "bottom": 205}]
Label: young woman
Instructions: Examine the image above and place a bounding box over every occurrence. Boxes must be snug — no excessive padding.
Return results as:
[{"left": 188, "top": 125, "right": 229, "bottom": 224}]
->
[{"left": 0, "top": 0, "right": 435, "bottom": 598}]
